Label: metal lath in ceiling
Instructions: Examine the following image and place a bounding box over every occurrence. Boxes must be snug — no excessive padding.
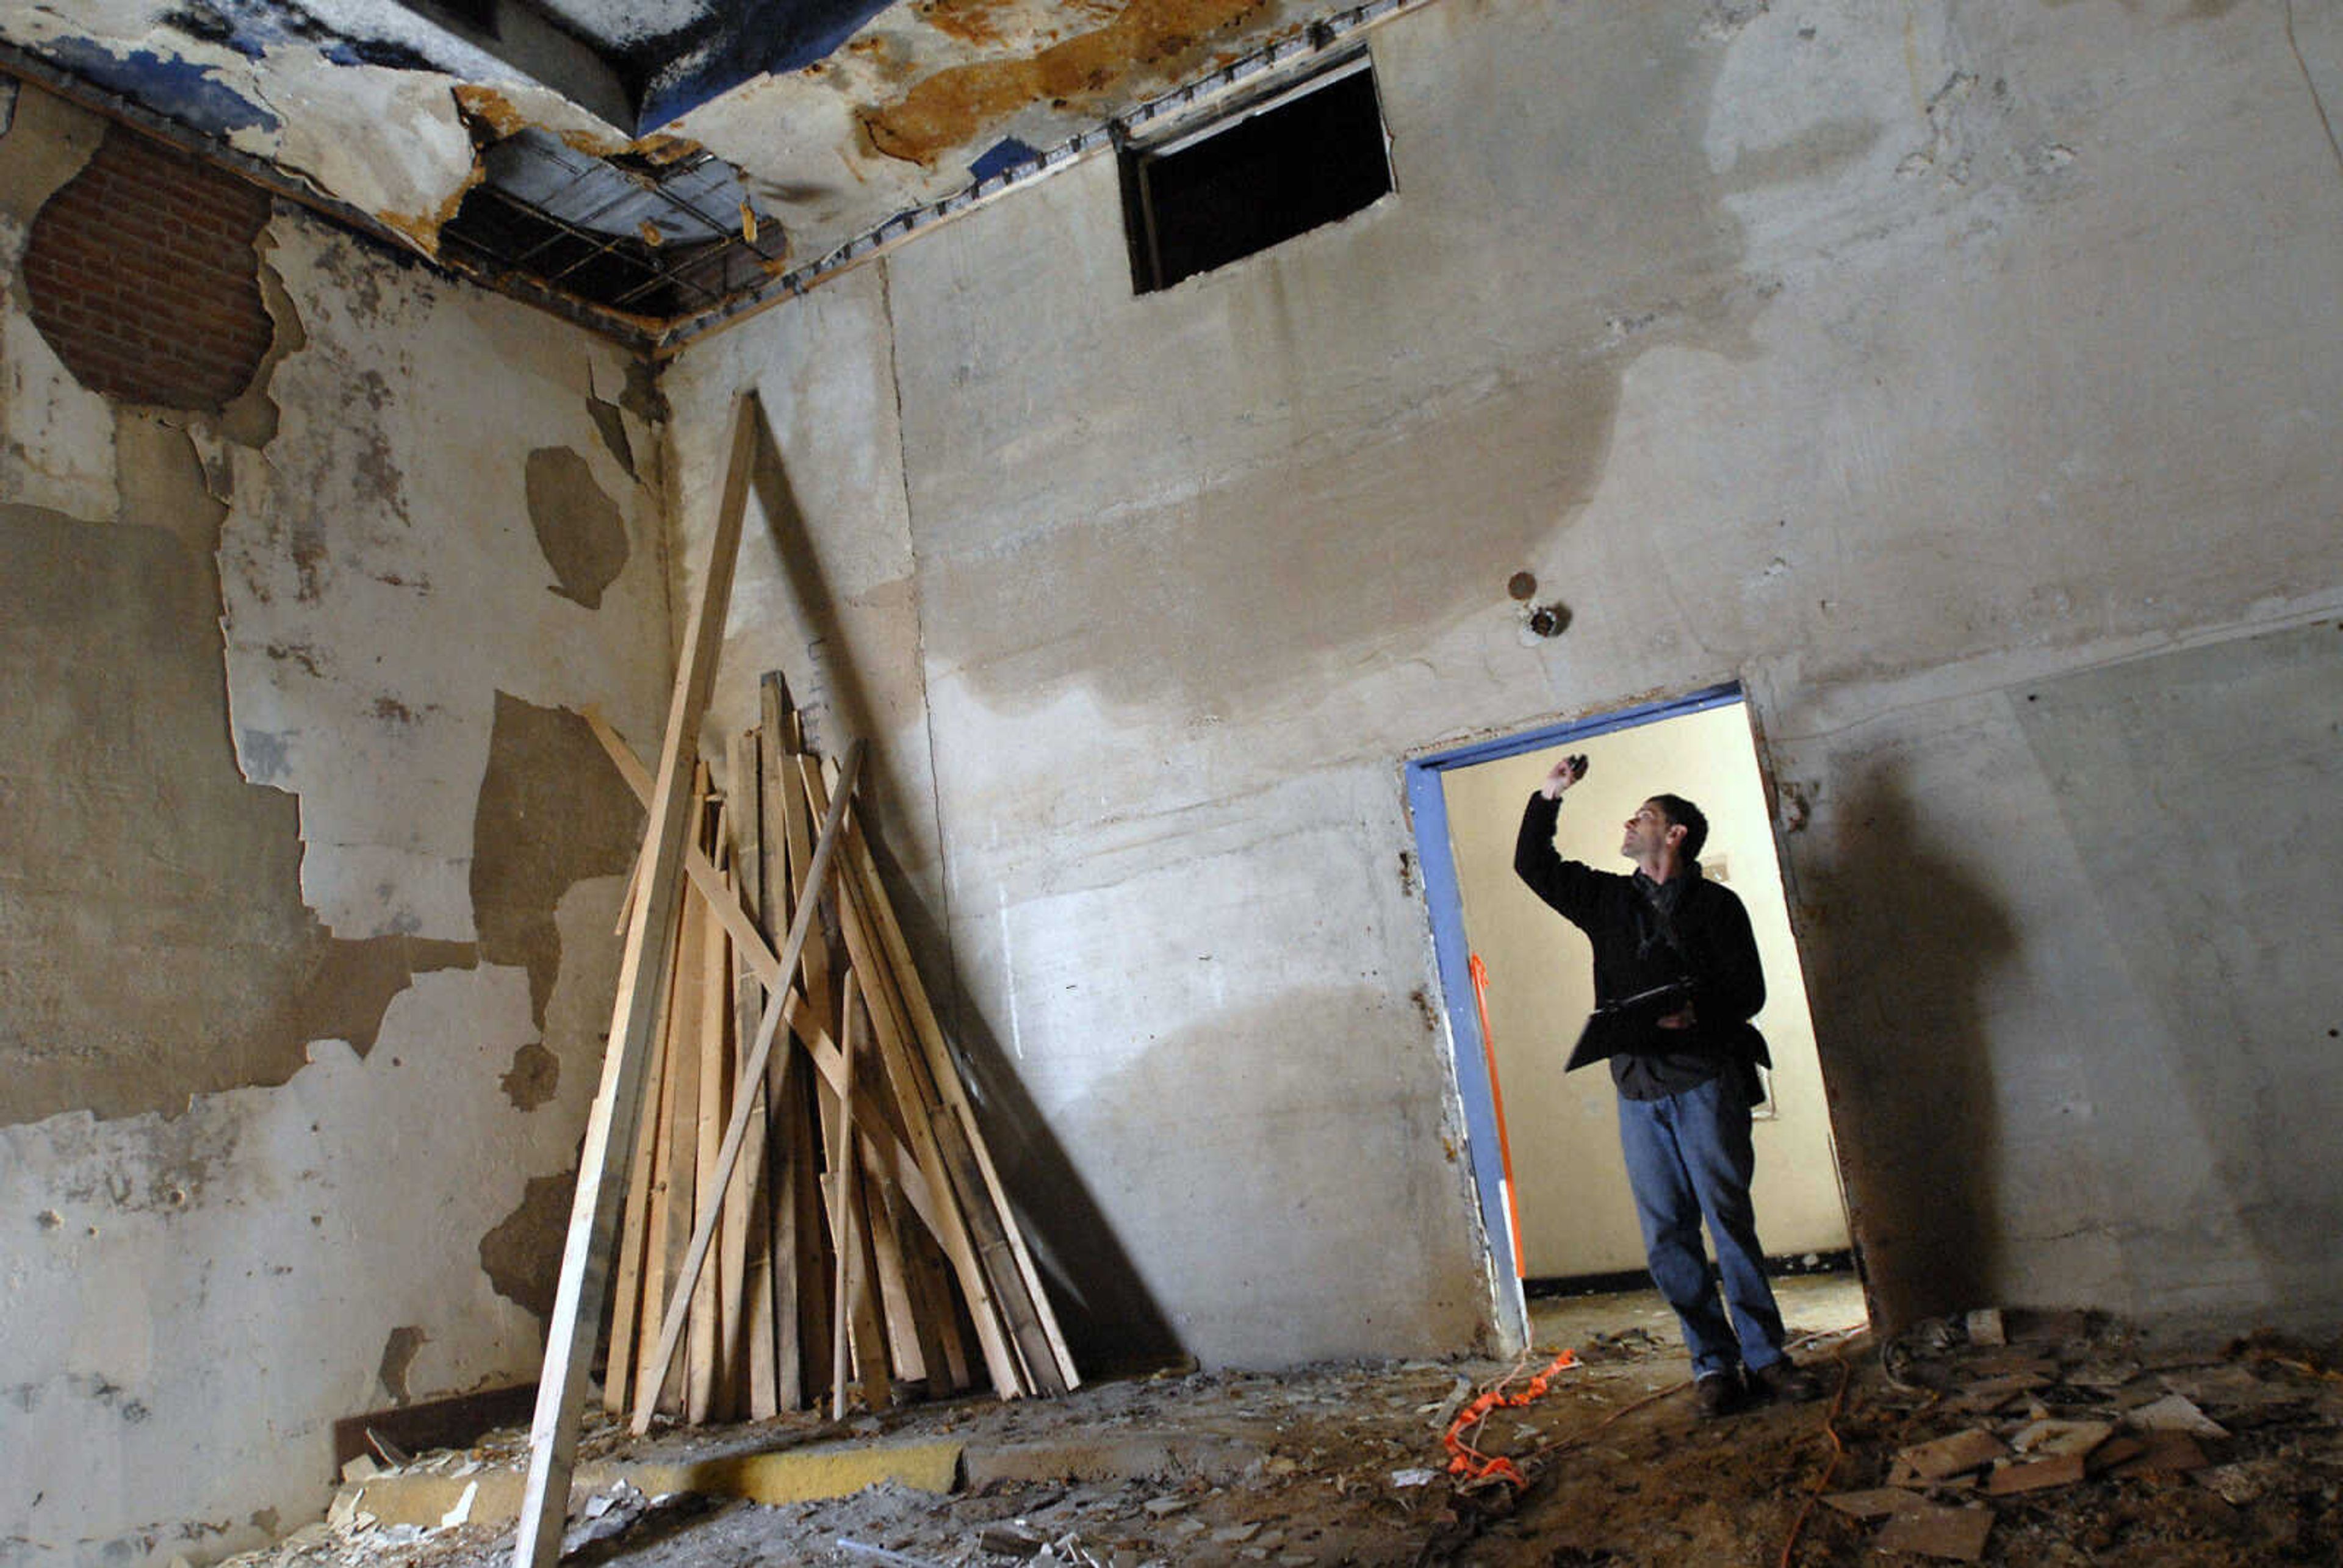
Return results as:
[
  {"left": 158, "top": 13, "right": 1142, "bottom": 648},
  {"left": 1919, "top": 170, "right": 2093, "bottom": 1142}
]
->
[{"left": 437, "top": 130, "right": 788, "bottom": 323}]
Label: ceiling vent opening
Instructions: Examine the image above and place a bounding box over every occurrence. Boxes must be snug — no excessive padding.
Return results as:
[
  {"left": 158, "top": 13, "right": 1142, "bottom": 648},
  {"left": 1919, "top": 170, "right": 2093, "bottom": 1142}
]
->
[{"left": 1118, "top": 52, "right": 1392, "bottom": 295}]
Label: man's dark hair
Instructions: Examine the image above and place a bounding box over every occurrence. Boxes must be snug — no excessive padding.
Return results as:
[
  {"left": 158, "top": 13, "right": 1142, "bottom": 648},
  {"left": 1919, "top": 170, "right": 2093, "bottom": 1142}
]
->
[{"left": 1650, "top": 793, "right": 1708, "bottom": 860}]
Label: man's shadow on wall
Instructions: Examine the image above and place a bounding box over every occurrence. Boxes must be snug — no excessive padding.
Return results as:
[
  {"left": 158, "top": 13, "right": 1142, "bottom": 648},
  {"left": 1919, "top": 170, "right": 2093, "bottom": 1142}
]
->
[
  {"left": 1800, "top": 763, "right": 2015, "bottom": 1332},
  {"left": 750, "top": 432, "right": 1181, "bottom": 1378}
]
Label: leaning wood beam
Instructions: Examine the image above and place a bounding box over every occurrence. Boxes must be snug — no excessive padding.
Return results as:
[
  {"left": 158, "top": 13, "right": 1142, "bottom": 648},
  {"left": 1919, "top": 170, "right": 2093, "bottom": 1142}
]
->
[
  {"left": 725, "top": 732, "right": 780, "bottom": 1421},
  {"left": 583, "top": 710, "right": 949, "bottom": 1240},
  {"left": 803, "top": 757, "right": 1030, "bottom": 1398},
  {"left": 511, "top": 393, "right": 763, "bottom": 1568},
  {"left": 687, "top": 825, "right": 729, "bottom": 1424},
  {"left": 628, "top": 742, "right": 864, "bottom": 1435},
  {"left": 827, "top": 973, "right": 863, "bottom": 1419},
  {"left": 837, "top": 807, "right": 1080, "bottom": 1394},
  {"left": 599, "top": 915, "right": 677, "bottom": 1416}
]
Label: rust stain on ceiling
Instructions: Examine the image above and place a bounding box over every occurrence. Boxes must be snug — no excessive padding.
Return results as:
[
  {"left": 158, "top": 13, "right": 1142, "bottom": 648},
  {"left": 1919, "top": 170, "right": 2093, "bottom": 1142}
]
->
[{"left": 863, "top": 0, "right": 1272, "bottom": 164}]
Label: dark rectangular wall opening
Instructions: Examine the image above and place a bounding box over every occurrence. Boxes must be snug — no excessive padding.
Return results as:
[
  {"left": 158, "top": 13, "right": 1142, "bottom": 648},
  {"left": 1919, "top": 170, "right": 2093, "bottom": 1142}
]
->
[{"left": 1119, "top": 56, "right": 1392, "bottom": 294}]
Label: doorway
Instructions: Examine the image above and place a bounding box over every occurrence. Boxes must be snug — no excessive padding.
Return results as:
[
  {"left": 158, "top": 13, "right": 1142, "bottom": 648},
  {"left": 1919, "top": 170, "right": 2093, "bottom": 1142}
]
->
[{"left": 1405, "top": 686, "right": 1857, "bottom": 1351}]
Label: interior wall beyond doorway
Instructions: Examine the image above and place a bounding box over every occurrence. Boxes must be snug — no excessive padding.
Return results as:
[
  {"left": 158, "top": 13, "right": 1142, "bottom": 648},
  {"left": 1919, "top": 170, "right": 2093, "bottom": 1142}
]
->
[{"left": 1441, "top": 703, "right": 1849, "bottom": 1281}]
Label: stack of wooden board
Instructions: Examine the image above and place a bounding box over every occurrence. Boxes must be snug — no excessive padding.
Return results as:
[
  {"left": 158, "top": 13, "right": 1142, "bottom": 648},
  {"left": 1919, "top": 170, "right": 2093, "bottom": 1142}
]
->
[{"left": 589, "top": 675, "right": 1077, "bottom": 1428}]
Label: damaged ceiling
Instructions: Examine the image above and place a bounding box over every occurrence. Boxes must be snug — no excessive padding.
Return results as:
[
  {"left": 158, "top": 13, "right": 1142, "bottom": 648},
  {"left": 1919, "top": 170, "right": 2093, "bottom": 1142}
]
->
[{"left": 0, "top": 0, "right": 1398, "bottom": 350}]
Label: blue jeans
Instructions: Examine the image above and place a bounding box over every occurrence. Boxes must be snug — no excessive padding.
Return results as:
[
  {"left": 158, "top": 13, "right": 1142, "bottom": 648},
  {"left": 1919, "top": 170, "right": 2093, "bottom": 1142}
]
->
[{"left": 1616, "top": 1074, "right": 1789, "bottom": 1379}]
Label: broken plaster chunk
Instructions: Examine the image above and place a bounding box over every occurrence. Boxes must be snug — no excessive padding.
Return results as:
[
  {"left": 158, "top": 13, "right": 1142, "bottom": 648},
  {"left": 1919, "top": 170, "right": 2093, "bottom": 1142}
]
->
[
  {"left": 1964, "top": 1309, "right": 2007, "bottom": 1347},
  {"left": 1387, "top": 1467, "right": 1439, "bottom": 1488},
  {"left": 1946, "top": 1372, "right": 2047, "bottom": 1414},
  {"left": 1893, "top": 1429, "right": 2009, "bottom": 1481},
  {"left": 340, "top": 1453, "right": 382, "bottom": 1483},
  {"left": 1211, "top": 1522, "right": 1262, "bottom": 1544},
  {"left": 439, "top": 1478, "right": 478, "bottom": 1528},
  {"left": 1819, "top": 1487, "right": 1931, "bottom": 1519},
  {"left": 2107, "top": 1431, "right": 2210, "bottom": 1476},
  {"left": 2009, "top": 1418, "right": 2113, "bottom": 1458},
  {"left": 2123, "top": 1392, "right": 2230, "bottom": 1438},
  {"left": 2064, "top": 1360, "right": 2142, "bottom": 1391},
  {"left": 1984, "top": 1452, "right": 2086, "bottom": 1495},
  {"left": 2087, "top": 1434, "right": 2147, "bottom": 1472},
  {"left": 1873, "top": 1501, "right": 1994, "bottom": 1562},
  {"left": 1140, "top": 1495, "right": 1190, "bottom": 1517},
  {"left": 978, "top": 1523, "right": 1044, "bottom": 1558}
]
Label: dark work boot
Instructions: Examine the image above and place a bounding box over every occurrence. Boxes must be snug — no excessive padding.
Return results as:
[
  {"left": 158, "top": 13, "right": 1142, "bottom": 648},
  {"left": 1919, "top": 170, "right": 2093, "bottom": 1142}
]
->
[
  {"left": 1747, "top": 1359, "right": 1823, "bottom": 1404},
  {"left": 1693, "top": 1370, "right": 1743, "bottom": 1419}
]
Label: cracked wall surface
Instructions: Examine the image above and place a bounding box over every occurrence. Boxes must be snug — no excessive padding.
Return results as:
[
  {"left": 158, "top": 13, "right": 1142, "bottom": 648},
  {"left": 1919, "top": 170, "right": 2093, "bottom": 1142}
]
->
[
  {"left": 665, "top": 0, "right": 2343, "bottom": 1367},
  {"left": 0, "top": 82, "right": 670, "bottom": 1567}
]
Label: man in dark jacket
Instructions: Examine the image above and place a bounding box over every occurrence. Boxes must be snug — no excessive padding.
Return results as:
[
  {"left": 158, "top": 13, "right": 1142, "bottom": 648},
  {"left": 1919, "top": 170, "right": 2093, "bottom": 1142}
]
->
[{"left": 1514, "top": 753, "right": 1818, "bottom": 1415}]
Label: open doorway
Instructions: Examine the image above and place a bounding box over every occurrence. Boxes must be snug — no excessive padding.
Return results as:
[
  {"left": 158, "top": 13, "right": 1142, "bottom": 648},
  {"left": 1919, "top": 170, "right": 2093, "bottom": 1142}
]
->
[{"left": 1406, "top": 686, "right": 1863, "bottom": 1357}]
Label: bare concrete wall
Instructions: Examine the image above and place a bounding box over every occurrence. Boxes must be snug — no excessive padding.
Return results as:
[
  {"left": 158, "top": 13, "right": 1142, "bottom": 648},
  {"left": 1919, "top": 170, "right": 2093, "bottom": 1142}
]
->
[
  {"left": 0, "top": 86, "right": 671, "bottom": 1566},
  {"left": 667, "top": 0, "right": 2343, "bottom": 1363}
]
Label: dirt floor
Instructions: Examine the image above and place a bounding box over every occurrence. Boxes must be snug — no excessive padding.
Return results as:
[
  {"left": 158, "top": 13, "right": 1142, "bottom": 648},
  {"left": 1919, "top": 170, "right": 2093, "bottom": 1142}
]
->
[{"left": 238, "top": 1278, "right": 2343, "bottom": 1567}]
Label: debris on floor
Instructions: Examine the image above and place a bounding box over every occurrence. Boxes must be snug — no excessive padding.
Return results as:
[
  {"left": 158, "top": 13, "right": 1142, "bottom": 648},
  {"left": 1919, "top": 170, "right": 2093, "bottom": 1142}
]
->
[{"left": 220, "top": 1300, "right": 2343, "bottom": 1566}]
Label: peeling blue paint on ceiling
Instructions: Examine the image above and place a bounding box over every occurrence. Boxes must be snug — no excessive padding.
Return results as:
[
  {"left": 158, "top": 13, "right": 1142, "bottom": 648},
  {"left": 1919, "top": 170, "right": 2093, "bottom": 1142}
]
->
[
  {"left": 161, "top": 0, "right": 441, "bottom": 70},
  {"left": 43, "top": 38, "right": 279, "bottom": 137},
  {"left": 970, "top": 137, "right": 1039, "bottom": 183},
  {"left": 632, "top": 0, "right": 897, "bottom": 130}
]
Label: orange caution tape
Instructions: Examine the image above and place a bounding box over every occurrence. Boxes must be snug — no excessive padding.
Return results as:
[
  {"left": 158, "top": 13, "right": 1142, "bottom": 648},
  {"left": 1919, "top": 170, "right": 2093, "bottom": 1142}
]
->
[{"left": 1442, "top": 1348, "right": 1581, "bottom": 1488}]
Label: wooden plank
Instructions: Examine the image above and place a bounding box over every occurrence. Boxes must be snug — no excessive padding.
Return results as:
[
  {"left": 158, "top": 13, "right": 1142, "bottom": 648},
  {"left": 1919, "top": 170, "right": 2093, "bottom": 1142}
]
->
[
  {"left": 847, "top": 1160, "right": 896, "bottom": 1411},
  {"left": 833, "top": 977, "right": 893, "bottom": 1415},
  {"left": 726, "top": 731, "right": 779, "bottom": 1422},
  {"left": 836, "top": 810, "right": 1078, "bottom": 1394},
  {"left": 515, "top": 392, "right": 762, "bottom": 1568},
  {"left": 873, "top": 1153, "right": 955, "bottom": 1392},
  {"left": 627, "top": 743, "right": 864, "bottom": 1435},
  {"left": 599, "top": 927, "right": 673, "bottom": 1416},
  {"left": 763, "top": 727, "right": 821, "bottom": 1414},
  {"left": 586, "top": 706, "right": 783, "bottom": 1006},
  {"left": 630, "top": 928, "right": 687, "bottom": 1415},
  {"left": 807, "top": 764, "right": 1024, "bottom": 1399},
  {"left": 776, "top": 1044, "right": 826, "bottom": 1410},
  {"left": 827, "top": 974, "right": 861, "bottom": 1419},
  {"left": 920, "top": 1198, "right": 975, "bottom": 1395},
  {"left": 688, "top": 793, "right": 730, "bottom": 1424},
  {"left": 754, "top": 722, "right": 810, "bottom": 1413},
  {"left": 803, "top": 756, "right": 1038, "bottom": 1395},
  {"left": 771, "top": 676, "right": 836, "bottom": 1038},
  {"left": 584, "top": 712, "right": 948, "bottom": 1242},
  {"left": 858, "top": 1126, "right": 927, "bottom": 1384},
  {"left": 639, "top": 883, "right": 705, "bottom": 1426}
]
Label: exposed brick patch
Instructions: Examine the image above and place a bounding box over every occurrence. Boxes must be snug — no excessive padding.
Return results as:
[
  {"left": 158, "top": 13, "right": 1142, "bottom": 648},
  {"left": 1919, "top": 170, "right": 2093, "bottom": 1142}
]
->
[{"left": 21, "top": 126, "right": 274, "bottom": 411}]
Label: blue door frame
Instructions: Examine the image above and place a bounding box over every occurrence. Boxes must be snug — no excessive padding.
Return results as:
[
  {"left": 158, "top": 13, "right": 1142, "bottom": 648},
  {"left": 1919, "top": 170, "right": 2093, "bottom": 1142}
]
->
[{"left": 1403, "top": 683, "right": 1744, "bottom": 1347}]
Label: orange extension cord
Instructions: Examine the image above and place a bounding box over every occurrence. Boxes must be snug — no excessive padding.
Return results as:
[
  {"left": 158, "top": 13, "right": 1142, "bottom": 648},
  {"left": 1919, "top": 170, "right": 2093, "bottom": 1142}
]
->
[{"left": 1442, "top": 1348, "right": 1582, "bottom": 1487}]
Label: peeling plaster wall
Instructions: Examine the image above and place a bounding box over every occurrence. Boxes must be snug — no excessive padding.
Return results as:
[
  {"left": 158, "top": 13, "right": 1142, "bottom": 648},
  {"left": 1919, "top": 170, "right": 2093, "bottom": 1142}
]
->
[
  {"left": 0, "top": 85, "right": 671, "bottom": 1566},
  {"left": 667, "top": 0, "right": 2343, "bottom": 1365}
]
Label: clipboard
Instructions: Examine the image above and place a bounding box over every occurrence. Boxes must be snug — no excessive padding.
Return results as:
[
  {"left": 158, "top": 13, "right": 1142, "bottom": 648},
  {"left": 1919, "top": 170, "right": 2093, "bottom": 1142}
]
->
[{"left": 1564, "top": 979, "right": 1694, "bottom": 1072}]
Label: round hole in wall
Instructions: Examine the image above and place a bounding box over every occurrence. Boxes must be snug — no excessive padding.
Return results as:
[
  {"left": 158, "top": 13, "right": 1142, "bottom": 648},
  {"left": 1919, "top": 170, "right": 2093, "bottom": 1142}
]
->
[
  {"left": 1508, "top": 571, "right": 1538, "bottom": 602},
  {"left": 1527, "top": 602, "right": 1571, "bottom": 638}
]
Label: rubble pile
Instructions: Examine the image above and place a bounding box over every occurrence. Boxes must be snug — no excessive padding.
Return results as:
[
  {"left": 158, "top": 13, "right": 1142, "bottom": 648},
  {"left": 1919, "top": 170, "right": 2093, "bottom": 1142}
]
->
[{"left": 214, "top": 1308, "right": 2342, "bottom": 1567}]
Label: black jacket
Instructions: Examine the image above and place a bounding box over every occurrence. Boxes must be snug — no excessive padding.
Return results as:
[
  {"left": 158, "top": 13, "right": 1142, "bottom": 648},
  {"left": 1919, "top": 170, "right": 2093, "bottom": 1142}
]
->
[{"left": 1513, "top": 791, "right": 1771, "bottom": 1099}]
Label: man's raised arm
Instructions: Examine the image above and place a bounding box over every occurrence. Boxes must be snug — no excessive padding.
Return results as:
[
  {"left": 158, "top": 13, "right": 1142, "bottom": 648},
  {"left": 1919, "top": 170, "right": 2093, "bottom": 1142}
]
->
[{"left": 1513, "top": 754, "right": 1594, "bottom": 920}]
